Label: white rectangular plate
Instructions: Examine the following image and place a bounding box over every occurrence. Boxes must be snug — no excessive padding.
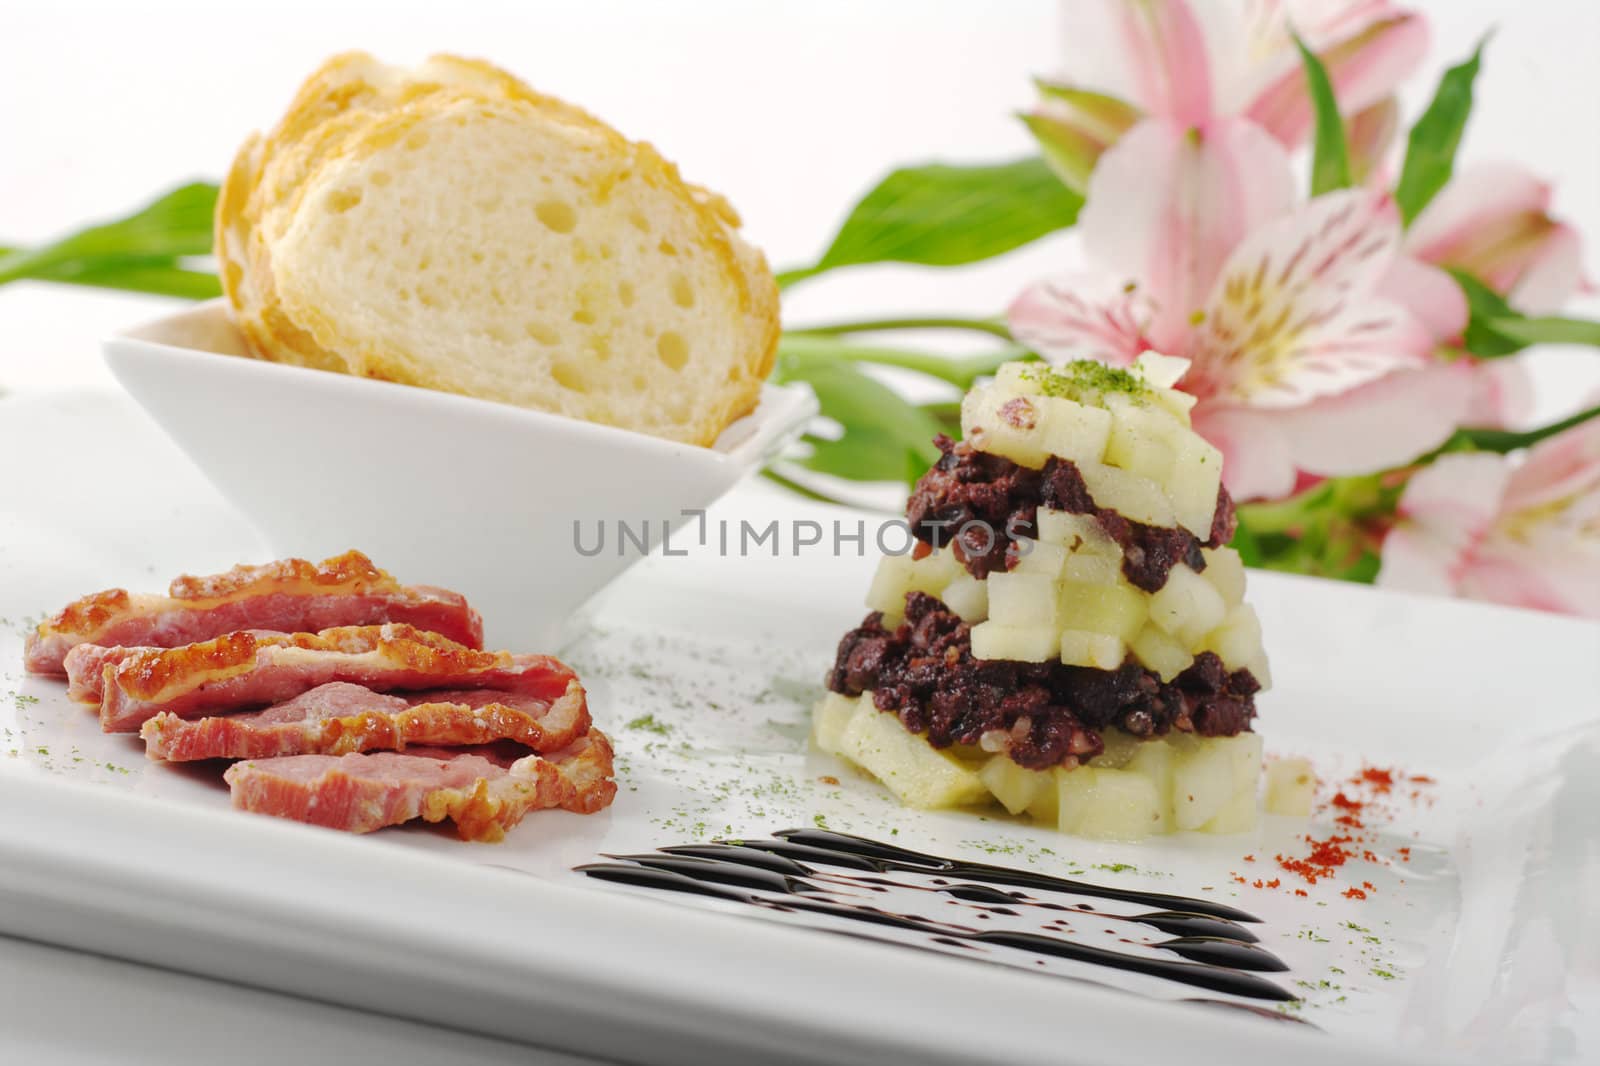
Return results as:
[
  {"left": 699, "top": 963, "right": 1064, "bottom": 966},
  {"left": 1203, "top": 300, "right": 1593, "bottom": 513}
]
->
[{"left": 1, "top": 389, "right": 1596, "bottom": 1065}]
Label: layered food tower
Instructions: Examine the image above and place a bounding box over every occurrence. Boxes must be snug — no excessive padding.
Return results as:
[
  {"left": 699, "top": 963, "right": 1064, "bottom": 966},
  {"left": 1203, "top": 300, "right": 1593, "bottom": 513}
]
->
[
  {"left": 817, "top": 355, "right": 1281, "bottom": 841},
  {"left": 24, "top": 551, "right": 615, "bottom": 841}
]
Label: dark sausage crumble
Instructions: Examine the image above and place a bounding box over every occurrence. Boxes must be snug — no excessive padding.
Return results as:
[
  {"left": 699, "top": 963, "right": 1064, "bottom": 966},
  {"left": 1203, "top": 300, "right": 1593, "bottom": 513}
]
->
[
  {"left": 827, "top": 592, "right": 1259, "bottom": 771},
  {"left": 905, "top": 436, "right": 1237, "bottom": 592}
]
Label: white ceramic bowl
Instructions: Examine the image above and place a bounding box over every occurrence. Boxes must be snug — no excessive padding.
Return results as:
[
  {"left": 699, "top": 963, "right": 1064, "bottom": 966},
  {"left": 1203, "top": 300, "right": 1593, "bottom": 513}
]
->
[{"left": 102, "top": 300, "right": 816, "bottom": 650}]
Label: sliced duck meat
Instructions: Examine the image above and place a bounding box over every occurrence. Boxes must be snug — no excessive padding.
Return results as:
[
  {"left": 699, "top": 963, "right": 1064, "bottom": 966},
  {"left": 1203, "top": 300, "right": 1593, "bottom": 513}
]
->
[
  {"left": 223, "top": 731, "right": 617, "bottom": 841},
  {"left": 24, "top": 551, "right": 482, "bottom": 675},
  {"left": 72, "top": 623, "right": 575, "bottom": 733},
  {"left": 140, "top": 680, "right": 589, "bottom": 762}
]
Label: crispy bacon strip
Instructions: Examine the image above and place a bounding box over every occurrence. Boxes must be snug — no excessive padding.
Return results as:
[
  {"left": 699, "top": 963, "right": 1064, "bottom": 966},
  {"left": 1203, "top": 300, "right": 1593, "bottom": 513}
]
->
[
  {"left": 223, "top": 731, "right": 617, "bottom": 840},
  {"left": 72, "top": 624, "right": 575, "bottom": 733},
  {"left": 140, "top": 680, "right": 590, "bottom": 762},
  {"left": 23, "top": 551, "right": 483, "bottom": 676}
]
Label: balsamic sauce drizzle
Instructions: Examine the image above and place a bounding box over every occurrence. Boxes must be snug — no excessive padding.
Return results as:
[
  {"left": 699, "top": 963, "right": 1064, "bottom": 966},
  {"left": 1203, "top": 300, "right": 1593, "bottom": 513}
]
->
[{"left": 577, "top": 828, "right": 1298, "bottom": 1004}]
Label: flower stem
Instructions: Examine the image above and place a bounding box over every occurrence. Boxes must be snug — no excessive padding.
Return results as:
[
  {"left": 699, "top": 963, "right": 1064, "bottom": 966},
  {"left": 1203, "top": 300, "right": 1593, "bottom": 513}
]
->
[
  {"left": 785, "top": 314, "right": 1013, "bottom": 340},
  {"left": 778, "top": 333, "right": 1028, "bottom": 388}
]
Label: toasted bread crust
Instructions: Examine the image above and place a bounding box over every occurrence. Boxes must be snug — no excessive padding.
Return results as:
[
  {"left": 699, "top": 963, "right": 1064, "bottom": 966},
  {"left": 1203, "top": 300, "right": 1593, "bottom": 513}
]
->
[{"left": 216, "top": 53, "right": 780, "bottom": 448}]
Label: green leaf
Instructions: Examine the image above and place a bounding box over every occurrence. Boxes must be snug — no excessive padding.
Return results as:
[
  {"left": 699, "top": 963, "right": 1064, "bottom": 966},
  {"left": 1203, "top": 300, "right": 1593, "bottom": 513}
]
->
[
  {"left": 1485, "top": 315, "right": 1600, "bottom": 349},
  {"left": 15, "top": 258, "right": 222, "bottom": 299},
  {"left": 775, "top": 350, "right": 943, "bottom": 485},
  {"left": 1395, "top": 40, "right": 1486, "bottom": 226},
  {"left": 0, "top": 183, "right": 219, "bottom": 288},
  {"left": 1449, "top": 268, "right": 1600, "bottom": 357},
  {"left": 779, "top": 158, "right": 1082, "bottom": 290},
  {"left": 1293, "top": 34, "right": 1351, "bottom": 196}
]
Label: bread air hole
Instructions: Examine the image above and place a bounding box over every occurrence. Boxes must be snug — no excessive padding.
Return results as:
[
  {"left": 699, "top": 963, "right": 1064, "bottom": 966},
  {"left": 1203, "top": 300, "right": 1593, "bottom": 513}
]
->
[
  {"left": 657, "top": 331, "right": 689, "bottom": 370},
  {"left": 669, "top": 272, "right": 695, "bottom": 309},
  {"left": 535, "top": 199, "right": 578, "bottom": 234},
  {"left": 628, "top": 211, "right": 651, "bottom": 233},
  {"left": 572, "top": 308, "right": 596, "bottom": 326},
  {"left": 325, "top": 188, "right": 363, "bottom": 214},
  {"left": 617, "top": 281, "right": 636, "bottom": 307},
  {"left": 551, "top": 361, "right": 586, "bottom": 392},
  {"left": 525, "top": 322, "right": 559, "bottom": 345}
]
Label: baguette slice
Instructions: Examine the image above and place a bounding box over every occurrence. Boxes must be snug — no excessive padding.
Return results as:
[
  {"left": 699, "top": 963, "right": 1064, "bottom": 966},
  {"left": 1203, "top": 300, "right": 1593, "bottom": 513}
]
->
[{"left": 217, "top": 53, "right": 780, "bottom": 446}]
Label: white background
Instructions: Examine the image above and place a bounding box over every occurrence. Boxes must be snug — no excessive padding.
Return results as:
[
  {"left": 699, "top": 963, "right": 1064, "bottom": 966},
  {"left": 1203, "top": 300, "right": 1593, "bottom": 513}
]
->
[{"left": 2, "top": 0, "right": 1598, "bottom": 418}]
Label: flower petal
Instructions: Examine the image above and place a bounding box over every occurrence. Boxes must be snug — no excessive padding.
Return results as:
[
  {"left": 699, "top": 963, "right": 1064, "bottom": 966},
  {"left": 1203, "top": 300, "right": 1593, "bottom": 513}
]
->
[
  {"left": 1404, "top": 162, "right": 1585, "bottom": 311},
  {"left": 1503, "top": 411, "right": 1600, "bottom": 514},
  {"left": 1189, "top": 403, "right": 1298, "bottom": 501},
  {"left": 1026, "top": 84, "right": 1144, "bottom": 195},
  {"left": 1379, "top": 254, "right": 1467, "bottom": 343},
  {"left": 1506, "top": 221, "right": 1585, "bottom": 314},
  {"left": 1057, "top": 0, "right": 1217, "bottom": 124},
  {"left": 1185, "top": 188, "right": 1430, "bottom": 407},
  {"left": 1378, "top": 451, "right": 1510, "bottom": 597},
  {"left": 1243, "top": 12, "right": 1428, "bottom": 147},
  {"left": 1465, "top": 358, "right": 1535, "bottom": 430},
  {"left": 1405, "top": 162, "right": 1550, "bottom": 259},
  {"left": 1007, "top": 272, "right": 1153, "bottom": 366},
  {"left": 1280, "top": 362, "right": 1474, "bottom": 476},
  {"left": 1456, "top": 543, "right": 1600, "bottom": 618},
  {"left": 1080, "top": 116, "right": 1296, "bottom": 351},
  {"left": 1345, "top": 95, "right": 1400, "bottom": 184}
]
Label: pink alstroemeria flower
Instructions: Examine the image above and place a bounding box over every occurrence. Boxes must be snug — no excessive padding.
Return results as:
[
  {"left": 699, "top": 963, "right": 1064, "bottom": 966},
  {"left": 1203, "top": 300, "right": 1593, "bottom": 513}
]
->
[
  {"left": 1379, "top": 417, "right": 1600, "bottom": 617},
  {"left": 1009, "top": 120, "right": 1473, "bottom": 502},
  {"left": 1032, "top": 0, "right": 1427, "bottom": 172},
  {"left": 1384, "top": 162, "right": 1589, "bottom": 429},
  {"left": 1405, "top": 162, "right": 1588, "bottom": 315}
]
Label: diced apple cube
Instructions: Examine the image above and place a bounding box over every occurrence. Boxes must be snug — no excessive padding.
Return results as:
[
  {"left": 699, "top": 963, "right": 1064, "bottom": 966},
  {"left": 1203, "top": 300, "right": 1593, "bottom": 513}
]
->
[
  {"left": 838, "top": 703, "right": 989, "bottom": 809},
  {"left": 1149, "top": 564, "right": 1228, "bottom": 648},
  {"left": 1037, "top": 395, "right": 1114, "bottom": 465},
  {"left": 1221, "top": 732, "right": 1264, "bottom": 794},
  {"left": 1025, "top": 777, "right": 1059, "bottom": 824},
  {"left": 940, "top": 573, "right": 989, "bottom": 623},
  {"left": 1056, "top": 766, "right": 1098, "bottom": 834},
  {"left": 1011, "top": 539, "right": 1070, "bottom": 579},
  {"left": 1200, "top": 787, "right": 1259, "bottom": 834},
  {"left": 1134, "top": 351, "right": 1190, "bottom": 388},
  {"left": 1124, "top": 738, "right": 1176, "bottom": 835},
  {"left": 812, "top": 692, "right": 861, "bottom": 756},
  {"left": 1060, "top": 552, "right": 1122, "bottom": 585},
  {"left": 1150, "top": 386, "right": 1197, "bottom": 424},
  {"left": 987, "top": 572, "right": 1061, "bottom": 628},
  {"left": 992, "top": 361, "right": 1043, "bottom": 396},
  {"left": 1079, "top": 462, "right": 1175, "bottom": 526},
  {"left": 1059, "top": 629, "right": 1126, "bottom": 670},
  {"left": 1171, "top": 740, "right": 1237, "bottom": 830},
  {"left": 1168, "top": 432, "right": 1224, "bottom": 537},
  {"left": 971, "top": 621, "right": 1057, "bottom": 663},
  {"left": 1245, "top": 651, "right": 1273, "bottom": 691},
  {"left": 1199, "top": 547, "right": 1247, "bottom": 606},
  {"left": 1263, "top": 757, "right": 1316, "bottom": 817},
  {"left": 1060, "top": 581, "right": 1147, "bottom": 641},
  {"left": 918, "top": 546, "right": 964, "bottom": 588},
  {"left": 1061, "top": 767, "right": 1163, "bottom": 842},
  {"left": 979, "top": 756, "right": 1050, "bottom": 815},
  {"left": 1091, "top": 730, "right": 1142, "bottom": 769},
  {"left": 865, "top": 554, "right": 917, "bottom": 617},
  {"left": 1105, "top": 404, "right": 1181, "bottom": 484},
  {"left": 1036, "top": 509, "right": 1116, "bottom": 554},
  {"left": 1130, "top": 623, "right": 1192, "bottom": 681},
  {"left": 1201, "top": 603, "right": 1266, "bottom": 674},
  {"left": 961, "top": 388, "right": 1051, "bottom": 469}
]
